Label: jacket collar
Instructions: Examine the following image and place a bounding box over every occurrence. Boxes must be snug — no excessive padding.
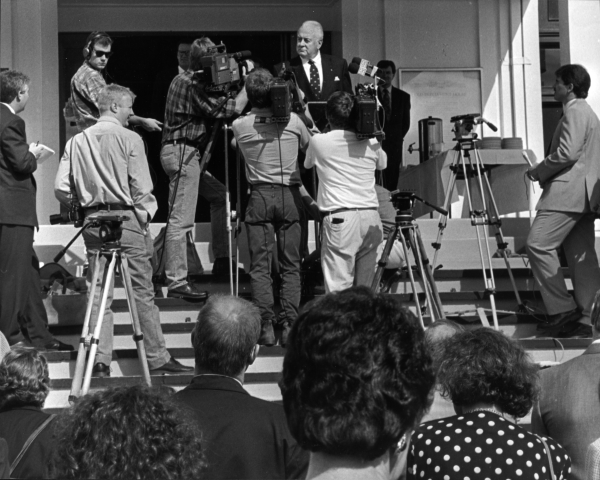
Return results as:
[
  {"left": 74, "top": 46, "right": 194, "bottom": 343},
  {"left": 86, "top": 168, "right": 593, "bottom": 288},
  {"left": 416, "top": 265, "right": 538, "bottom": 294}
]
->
[
  {"left": 583, "top": 342, "right": 600, "bottom": 356},
  {"left": 187, "top": 374, "right": 249, "bottom": 395}
]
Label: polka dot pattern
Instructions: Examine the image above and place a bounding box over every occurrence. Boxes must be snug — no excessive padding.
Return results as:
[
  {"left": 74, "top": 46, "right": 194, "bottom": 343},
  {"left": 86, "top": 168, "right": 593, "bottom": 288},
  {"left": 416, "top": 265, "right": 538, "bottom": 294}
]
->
[
  {"left": 308, "top": 60, "right": 321, "bottom": 99},
  {"left": 408, "top": 412, "right": 571, "bottom": 480}
]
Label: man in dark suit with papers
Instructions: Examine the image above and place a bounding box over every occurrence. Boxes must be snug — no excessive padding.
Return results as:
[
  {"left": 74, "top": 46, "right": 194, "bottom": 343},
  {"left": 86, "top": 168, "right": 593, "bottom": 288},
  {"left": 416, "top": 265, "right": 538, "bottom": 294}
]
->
[
  {"left": 174, "top": 295, "right": 308, "bottom": 479},
  {"left": 377, "top": 59, "right": 411, "bottom": 190},
  {"left": 275, "top": 20, "right": 353, "bottom": 131},
  {"left": 0, "top": 70, "right": 72, "bottom": 351}
]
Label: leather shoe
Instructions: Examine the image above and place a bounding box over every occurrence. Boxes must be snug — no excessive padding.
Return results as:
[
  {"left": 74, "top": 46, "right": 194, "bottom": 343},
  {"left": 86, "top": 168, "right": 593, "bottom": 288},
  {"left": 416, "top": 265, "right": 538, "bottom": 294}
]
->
[
  {"left": 259, "top": 320, "right": 276, "bottom": 347},
  {"left": 92, "top": 362, "right": 111, "bottom": 378},
  {"left": 150, "top": 358, "right": 193, "bottom": 374},
  {"left": 556, "top": 322, "right": 592, "bottom": 339},
  {"left": 537, "top": 308, "right": 581, "bottom": 331},
  {"left": 44, "top": 338, "right": 75, "bottom": 351},
  {"left": 167, "top": 283, "right": 208, "bottom": 301},
  {"left": 211, "top": 257, "right": 245, "bottom": 277}
]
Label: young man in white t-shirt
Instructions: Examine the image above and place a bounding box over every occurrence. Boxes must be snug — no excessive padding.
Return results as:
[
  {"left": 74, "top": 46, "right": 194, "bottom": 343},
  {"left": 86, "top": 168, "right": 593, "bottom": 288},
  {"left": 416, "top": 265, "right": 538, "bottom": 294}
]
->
[{"left": 305, "top": 91, "right": 387, "bottom": 292}]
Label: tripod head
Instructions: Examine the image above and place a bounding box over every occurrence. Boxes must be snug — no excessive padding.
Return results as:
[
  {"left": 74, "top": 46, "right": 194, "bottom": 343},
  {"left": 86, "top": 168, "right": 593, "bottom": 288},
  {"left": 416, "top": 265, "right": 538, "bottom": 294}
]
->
[
  {"left": 390, "top": 191, "right": 448, "bottom": 224},
  {"left": 451, "top": 113, "right": 498, "bottom": 151}
]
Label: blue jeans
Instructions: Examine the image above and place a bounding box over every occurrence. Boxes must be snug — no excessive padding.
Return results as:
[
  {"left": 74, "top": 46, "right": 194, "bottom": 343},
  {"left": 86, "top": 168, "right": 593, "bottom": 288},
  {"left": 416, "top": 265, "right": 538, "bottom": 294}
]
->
[
  {"left": 83, "top": 211, "right": 170, "bottom": 369},
  {"left": 160, "top": 143, "right": 228, "bottom": 289},
  {"left": 245, "top": 184, "right": 303, "bottom": 324}
]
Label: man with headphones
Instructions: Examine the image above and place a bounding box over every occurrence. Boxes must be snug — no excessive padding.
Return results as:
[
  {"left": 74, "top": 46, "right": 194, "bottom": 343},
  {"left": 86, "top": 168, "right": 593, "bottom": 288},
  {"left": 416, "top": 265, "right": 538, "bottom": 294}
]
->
[{"left": 70, "top": 31, "right": 162, "bottom": 133}]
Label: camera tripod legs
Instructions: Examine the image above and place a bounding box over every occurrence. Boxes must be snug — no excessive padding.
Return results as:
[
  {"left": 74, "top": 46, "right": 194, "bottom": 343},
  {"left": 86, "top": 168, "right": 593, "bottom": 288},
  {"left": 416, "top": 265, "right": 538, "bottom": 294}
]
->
[
  {"left": 373, "top": 223, "right": 445, "bottom": 328},
  {"left": 69, "top": 249, "right": 152, "bottom": 403}
]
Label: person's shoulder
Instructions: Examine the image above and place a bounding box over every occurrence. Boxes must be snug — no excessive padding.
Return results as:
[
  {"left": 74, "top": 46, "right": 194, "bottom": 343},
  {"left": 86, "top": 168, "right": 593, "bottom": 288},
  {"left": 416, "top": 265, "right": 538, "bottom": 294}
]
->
[{"left": 394, "top": 86, "right": 410, "bottom": 98}]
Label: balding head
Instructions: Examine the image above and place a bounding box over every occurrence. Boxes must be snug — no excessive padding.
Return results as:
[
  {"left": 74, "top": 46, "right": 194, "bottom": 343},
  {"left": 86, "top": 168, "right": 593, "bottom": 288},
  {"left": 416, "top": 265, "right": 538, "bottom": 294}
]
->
[
  {"left": 297, "top": 20, "right": 323, "bottom": 61},
  {"left": 192, "top": 295, "right": 261, "bottom": 377},
  {"left": 424, "top": 319, "right": 464, "bottom": 376}
]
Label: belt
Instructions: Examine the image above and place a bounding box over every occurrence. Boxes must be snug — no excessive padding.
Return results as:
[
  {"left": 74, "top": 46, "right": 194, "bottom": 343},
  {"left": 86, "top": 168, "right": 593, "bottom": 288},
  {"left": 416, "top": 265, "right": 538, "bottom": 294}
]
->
[
  {"left": 250, "top": 182, "right": 297, "bottom": 189},
  {"left": 84, "top": 204, "right": 135, "bottom": 214},
  {"left": 322, "top": 207, "right": 377, "bottom": 217},
  {"left": 165, "top": 138, "right": 202, "bottom": 149}
]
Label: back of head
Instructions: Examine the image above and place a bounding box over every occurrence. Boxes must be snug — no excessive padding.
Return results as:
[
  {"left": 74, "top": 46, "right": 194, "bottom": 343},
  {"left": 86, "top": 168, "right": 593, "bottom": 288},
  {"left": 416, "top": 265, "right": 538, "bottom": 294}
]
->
[
  {"left": 50, "top": 385, "right": 205, "bottom": 480},
  {"left": 424, "top": 319, "right": 464, "bottom": 375},
  {"left": 189, "top": 36, "right": 216, "bottom": 72},
  {"left": 97, "top": 84, "right": 135, "bottom": 114},
  {"left": 0, "top": 347, "right": 49, "bottom": 410},
  {"left": 245, "top": 68, "right": 273, "bottom": 109},
  {"left": 555, "top": 63, "right": 591, "bottom": 99},
  {"left": 326, "top": 91, "right": 355, "bottom": 130},
  {"left": 0, "top": 70, "right": 30, "bottom": 104},
  {"left": 437, "top": 328, "right": 539, "bottom": 418},
  {"left": 281, "top": 286, "right": 434, "bottom": 461},
  {"left": 376, "top": 59, "right": 396, "bottom": 74},
  {"left": 192, "top": 294, "right": 261, "bottom": 377}
]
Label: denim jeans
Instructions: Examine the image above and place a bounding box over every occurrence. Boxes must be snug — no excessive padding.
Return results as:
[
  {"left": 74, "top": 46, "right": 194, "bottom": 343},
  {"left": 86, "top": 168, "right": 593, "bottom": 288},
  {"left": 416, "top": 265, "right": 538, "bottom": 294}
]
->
[
  {"left": 160, "top": 143, "right": 228, "bottom": 289},
  {"left": 83, "top": 211, "right": 170, "bottom": 369},
  {"left": 245, "top": 184, "right": 303, "bottom": 324}
]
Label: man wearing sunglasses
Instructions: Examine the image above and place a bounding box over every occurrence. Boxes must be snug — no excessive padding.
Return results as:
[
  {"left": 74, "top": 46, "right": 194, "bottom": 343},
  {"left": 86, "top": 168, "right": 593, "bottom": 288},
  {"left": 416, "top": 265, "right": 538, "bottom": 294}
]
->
[{"left": 70, "top": 31, "right": 162, "bottom": 133}]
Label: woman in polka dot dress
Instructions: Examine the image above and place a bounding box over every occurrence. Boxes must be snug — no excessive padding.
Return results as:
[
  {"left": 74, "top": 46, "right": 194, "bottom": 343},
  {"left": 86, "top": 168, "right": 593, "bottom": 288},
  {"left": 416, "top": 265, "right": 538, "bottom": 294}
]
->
[{"left": 408, "top": 328, "right": 571, "bottom": 480}]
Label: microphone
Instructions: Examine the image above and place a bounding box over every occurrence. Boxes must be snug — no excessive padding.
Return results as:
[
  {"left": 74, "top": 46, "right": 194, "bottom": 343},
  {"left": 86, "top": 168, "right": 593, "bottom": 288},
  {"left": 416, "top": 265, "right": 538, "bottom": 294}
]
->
[
  {"left": 230, "top": 50, "right": 252, "bottom": 61},
  {"left": 348, "top": 62, "right": 382, "bottom": 83},
  {"left": 350, "top": 57, "right": 380, "bottom": 78}
]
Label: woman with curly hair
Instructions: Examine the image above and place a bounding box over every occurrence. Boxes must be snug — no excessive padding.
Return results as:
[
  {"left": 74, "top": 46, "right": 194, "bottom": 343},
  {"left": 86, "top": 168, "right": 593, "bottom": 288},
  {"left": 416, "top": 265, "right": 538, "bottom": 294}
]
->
[
  {"left": 408, "top": 328, "right": 572, "bottom": 479},
  {"left": 0, "top": 347, "right": 55, "bottom": 478},
  {"left": 49, "top": 384, "right": 205, "bottom": 480},
  {"left": 281, "top": 286, "right": 435, "bottom": 480}
]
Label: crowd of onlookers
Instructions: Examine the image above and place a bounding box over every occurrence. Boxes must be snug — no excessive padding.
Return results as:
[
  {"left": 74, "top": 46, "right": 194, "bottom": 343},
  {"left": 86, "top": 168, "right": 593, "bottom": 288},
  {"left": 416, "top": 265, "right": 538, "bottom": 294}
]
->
[{"left": 2, "top": 287, "right": 600, "bottom": 479}]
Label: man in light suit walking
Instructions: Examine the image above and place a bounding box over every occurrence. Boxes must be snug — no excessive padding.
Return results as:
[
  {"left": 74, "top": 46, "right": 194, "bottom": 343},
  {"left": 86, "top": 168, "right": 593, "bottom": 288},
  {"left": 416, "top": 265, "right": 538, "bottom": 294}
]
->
[{"left": 527, "top": 64, "right": 600, "bottom": 338}]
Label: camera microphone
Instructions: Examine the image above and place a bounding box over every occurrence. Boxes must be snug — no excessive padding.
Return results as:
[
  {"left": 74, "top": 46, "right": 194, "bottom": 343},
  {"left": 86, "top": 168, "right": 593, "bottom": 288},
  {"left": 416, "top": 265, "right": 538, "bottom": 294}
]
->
[
  {"left": 230, "top": 50, "right": 252, "bottom": 61},
  {"left": 350, "top": 57, "right": 380, "bottom": 79}
]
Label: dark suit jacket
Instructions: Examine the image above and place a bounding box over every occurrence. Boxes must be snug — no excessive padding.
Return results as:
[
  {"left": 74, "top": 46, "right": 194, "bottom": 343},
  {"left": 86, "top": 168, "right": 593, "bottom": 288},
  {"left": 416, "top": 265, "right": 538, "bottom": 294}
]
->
[
  {"left": 274, "top": 54, "right": 353, "bottom": 130},
  {"left": 378, "top": 86, "right": 411, "bottom": 165},
  {"left": 0, "top": 103, "right": 38, "bottom": 227},
  {"left": 0, "top": 406, "right": 55, "bottom": 479},
  {"left": 0, "top": 438, "right": 9, "bottom": 479},
  {"left": 174, "top": 375, "right": 308, "bottom": 480},
  {"left": 532, "top": 342, "right": 600, "bottom": 480}
]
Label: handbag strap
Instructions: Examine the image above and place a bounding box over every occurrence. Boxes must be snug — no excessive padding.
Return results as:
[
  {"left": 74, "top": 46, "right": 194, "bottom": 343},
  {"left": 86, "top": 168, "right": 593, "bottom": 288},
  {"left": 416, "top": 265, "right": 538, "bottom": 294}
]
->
[
  {"left": 9, "top": 414, "right": 56, "bottom": 476},
  {"left": 535, "top": 434, "right": 556, "bottom": 480}
]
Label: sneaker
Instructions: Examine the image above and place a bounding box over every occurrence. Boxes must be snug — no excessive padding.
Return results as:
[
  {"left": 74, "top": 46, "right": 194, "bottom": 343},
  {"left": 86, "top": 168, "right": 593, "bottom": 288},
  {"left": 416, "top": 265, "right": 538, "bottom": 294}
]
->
[{"left": 259, "top": 320, "right": 276, "bottom": 346}]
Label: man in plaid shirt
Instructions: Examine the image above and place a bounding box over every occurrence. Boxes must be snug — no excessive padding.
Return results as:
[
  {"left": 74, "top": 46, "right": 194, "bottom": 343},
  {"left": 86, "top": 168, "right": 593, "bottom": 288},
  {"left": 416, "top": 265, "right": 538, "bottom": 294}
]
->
[
  {"left": 70, "top": 31, "right": 162, "bottom": 133},
  {"left": 160, "top": 37, "right": 248, "bottom": 299}
]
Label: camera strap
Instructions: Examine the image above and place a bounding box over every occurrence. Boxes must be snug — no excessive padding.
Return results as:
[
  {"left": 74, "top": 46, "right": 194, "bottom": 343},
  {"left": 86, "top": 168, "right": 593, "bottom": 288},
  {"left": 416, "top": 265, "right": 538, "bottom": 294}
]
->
[{"left": 68, "top": 136, "right": 77, "bottom": 201}]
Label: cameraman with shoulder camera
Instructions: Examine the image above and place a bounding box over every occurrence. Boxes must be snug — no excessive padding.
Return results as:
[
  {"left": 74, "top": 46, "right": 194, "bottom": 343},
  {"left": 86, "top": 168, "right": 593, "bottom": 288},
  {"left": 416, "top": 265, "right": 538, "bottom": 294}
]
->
[
  {"left": 305, "top": 91, "right": 386, "bottom": 293},
  {"left": 160, "top": 37, "right": 248, "bottom": 299},
  {"left": 55, "top": 84, "right": 192, "bottom": 377},
  {"left": 232, "top": 68, "right": 312, "bottom": 346}
]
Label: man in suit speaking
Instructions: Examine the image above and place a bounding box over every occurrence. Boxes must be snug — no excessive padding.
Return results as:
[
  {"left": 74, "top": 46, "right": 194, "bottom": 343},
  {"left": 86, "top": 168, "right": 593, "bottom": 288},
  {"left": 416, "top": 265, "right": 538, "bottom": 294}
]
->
[
  {"left": 275, "top": 20, "right": 353, "bottom": 131},
  {"left": 526, "top": 63, "right": 600, "bottom": 338}
]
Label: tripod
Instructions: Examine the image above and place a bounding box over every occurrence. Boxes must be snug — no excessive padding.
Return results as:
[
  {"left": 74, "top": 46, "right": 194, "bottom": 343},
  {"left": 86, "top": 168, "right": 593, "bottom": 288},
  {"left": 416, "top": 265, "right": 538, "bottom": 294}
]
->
[
  {"left": 372, "top": 193, "right": 447, "bottom": 328},
  {"left": 69, "top": 222, "right": 151, "bottom": 402},
  {"left": 430, "top": 126, "right": 526, "bottom": 329}
]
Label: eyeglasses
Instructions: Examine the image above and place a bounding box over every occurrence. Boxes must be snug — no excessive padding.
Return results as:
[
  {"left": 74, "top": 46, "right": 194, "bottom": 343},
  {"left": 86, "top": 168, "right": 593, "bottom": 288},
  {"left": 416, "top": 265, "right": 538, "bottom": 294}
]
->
[{"left": 94, "top": 50, "right": 113, "bottom": 58}]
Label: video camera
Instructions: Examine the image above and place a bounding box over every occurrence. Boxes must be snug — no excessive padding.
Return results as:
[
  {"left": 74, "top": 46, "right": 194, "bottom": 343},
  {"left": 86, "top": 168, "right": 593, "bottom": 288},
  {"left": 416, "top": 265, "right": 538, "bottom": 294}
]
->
[
  {"left": 199, "top": 43, "right": 252, "bottom": 92},
  {"left": 354, "top": 82, "right": 383, "bottom": 140}
]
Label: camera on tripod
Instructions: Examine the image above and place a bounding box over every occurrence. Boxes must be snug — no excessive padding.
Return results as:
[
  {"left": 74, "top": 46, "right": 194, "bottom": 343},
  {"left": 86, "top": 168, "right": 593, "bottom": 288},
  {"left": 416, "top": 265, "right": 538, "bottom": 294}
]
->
[
  {"left": 451, "top": 113, "right": 498, "bottom": 150},
  {"left": 199, "top": 43, "right": 252, "bottom": 92},
  {"left": 87, "top": 215, "right": 128, "bottom": 244},
  {"left": 49, "top": 199, "right": 84, "bottom": 227},
  {"left": 391, "top": 190, "right": 418, "bottom": 223},
  {"left": 354, "top": 83, "right": 384, "bottom": 140}
]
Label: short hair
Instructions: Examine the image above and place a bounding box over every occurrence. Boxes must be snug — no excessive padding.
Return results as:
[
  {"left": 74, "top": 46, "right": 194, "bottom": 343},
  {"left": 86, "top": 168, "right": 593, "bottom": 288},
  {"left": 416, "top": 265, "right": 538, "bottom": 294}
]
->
[
  {"left": 424, "top": 319, "right": 464, "bottom": 375},
  {"left": 50, "top": 385, "right": 205, "bottom": 480},
  {"left": 97, "top": 84, "right": 135, "bottom": 113},
  {"left": 298, "top": 21, "right": 324, "bottom": 41},
  {"left": 438, "top": 328, "right": 539, "bottom": 418},
  {"left": 326, "top": 91, "right": 355, "bottom": 129},
  {"left": 192, "top": 295, "right": 261, "bottom": 377},
  {"left": 377, "top": 60, "right": 397, "bottom": 75},
  {"left": 84, "top": 31, "right": 112, "bottom": 53},
  {"left": 0, "top": 347, "right": 50, "bottom": 410},
  {"left": 555, "top": 64, "right": 591, "bottom": 99},
  {"left": 281, "top": 286, "right": 435, "bottom": 461},
  {"left": 245, "top": 68, "right": 273, "bottom": 108},
  {"left": 0, "top": 70, "right": 30, "bottom": 104},
  {"left": 190, "top": 37, "right": 216, "bottom": 72},
  {"left": 177, "top": 38, "right": 194, "bottom": 47}
]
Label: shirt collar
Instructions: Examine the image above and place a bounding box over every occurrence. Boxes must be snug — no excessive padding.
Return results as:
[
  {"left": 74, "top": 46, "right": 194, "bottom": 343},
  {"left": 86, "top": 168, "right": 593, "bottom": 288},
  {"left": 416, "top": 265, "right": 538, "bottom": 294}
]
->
[
  {"left": 302, "top": 50, "right": 321, "bottom": 66},
  {"left": 96, "top": 115, "right": 123, "bottom": 126},
  {"left": 1, "top": 102, "right": 15, "bottom": 114},
  {"left": 592, "top": 338, "right": 600, "bottom": 345},
  {"left": 178, "top": 65, "right": 186, "bottom": 75},
  {"left": 563, "top": 98, "right": 577, "bottom": 113}
]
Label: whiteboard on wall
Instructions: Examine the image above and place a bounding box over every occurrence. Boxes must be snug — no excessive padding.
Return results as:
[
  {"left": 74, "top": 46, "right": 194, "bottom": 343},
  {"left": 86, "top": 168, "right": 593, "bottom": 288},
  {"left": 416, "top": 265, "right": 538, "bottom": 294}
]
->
[{"left": 399, "top": 69, "right": 483, "bottom": 166}]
